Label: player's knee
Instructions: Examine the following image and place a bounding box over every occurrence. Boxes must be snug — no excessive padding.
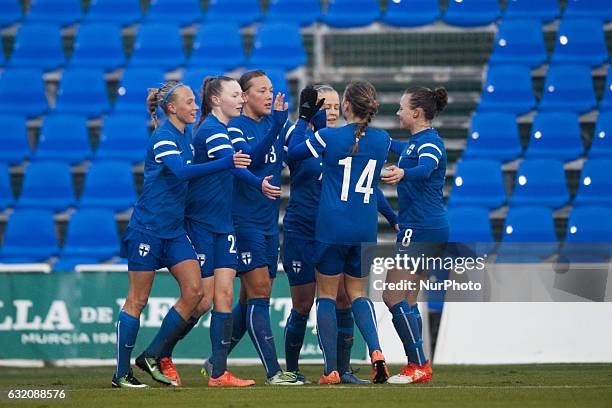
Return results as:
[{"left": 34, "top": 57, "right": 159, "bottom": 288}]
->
[
  {"left": 195, "top": 295, "right": 212, "bottom": 317},
  {"left": 182, "top": 283, "right": 204, "bottom": 307},
  {"left": 293, "top": 299, "right": 313, "bottom": 315}
]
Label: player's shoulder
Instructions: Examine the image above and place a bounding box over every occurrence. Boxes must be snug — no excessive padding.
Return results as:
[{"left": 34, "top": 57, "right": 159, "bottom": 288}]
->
[
  {"left": 418, "top": 130, "right": 445, "bottom": 149},
  {"left": 150, "top": 123, "right": 178, "bottom": 145},
  {"left": 228, "top": 115, "right": 249, "bottom": 129}
]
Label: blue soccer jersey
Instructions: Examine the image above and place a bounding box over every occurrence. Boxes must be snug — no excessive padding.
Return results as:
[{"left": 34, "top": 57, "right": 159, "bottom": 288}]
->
[
  {"left": 129, "top": 120, "right": 195, "bottom": 238},
  {"left": 305, "top": 124, "right": 391, "bottom": 245},
  {"left": 229, "top": 114, "right": 290, "bottom": 235},
  {"left": 393, "top": 128, "right": 448, "bottom": 230},
  {"left": 185, "top": 114, "right": 235, "bottom": 233}
]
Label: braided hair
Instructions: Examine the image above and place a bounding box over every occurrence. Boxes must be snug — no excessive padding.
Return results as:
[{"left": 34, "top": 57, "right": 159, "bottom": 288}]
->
[
  {"left": 146, "top": 80, "right": 184, "bottom": 128},
  {"left": 343, "top": 80, "right": 378, "bottom": 155}
]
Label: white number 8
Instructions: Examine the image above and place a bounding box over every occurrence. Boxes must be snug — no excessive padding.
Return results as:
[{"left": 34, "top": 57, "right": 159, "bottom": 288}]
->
[{"left": 401, "top": 229, "right": 413, "bottom": 247}]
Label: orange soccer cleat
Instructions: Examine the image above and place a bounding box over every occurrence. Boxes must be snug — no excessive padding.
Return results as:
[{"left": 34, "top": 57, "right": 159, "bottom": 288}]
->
[
  {"left": 370, "top": 350, "right": 389, "bottom": 384},
  {"left": 159, "top": 357, "right": 181, "bottom": 387},
  {"left": 387, "top": 361, "right": 433, "bottom": 384},
  {"left": 318, "top": 370, "right": 341, "bottom": 385},
  {"left": 208, "top": 371, "right": 256, "bottom": 387}
]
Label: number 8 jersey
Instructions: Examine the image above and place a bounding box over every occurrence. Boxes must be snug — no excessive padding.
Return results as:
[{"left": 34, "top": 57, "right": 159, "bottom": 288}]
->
[{"left": 306, "top": 123, "right": 391, "bottom": 245}]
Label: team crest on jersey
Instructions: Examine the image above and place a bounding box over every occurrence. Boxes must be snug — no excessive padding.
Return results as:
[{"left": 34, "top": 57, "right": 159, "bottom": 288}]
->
[
  {"left": 138, "top": 243, "right": 150, "bottom": 257},
  {"left": 241, "top": 252, "right": 252, "bottom": 265},
  {"left": 292, "top": 261, "right": 302, "bottom": 274},
  {"left": 406, "top": 143, "right": 416, "bottom": 155},
  {"left": 197, "top": 253, "right": 206, "bottom": 267}
]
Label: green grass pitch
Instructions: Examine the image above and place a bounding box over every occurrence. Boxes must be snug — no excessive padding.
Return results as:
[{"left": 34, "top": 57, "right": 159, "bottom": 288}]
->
[{"left": 1, "top": 364, "right": 611, "bottom": 408}]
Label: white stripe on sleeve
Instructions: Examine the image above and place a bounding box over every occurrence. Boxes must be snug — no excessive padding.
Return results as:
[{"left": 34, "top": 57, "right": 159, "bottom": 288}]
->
[
  {"left": 155, "top": 150, "right": 180, "bottom": 162},
  {"left": 227, "top": 127, "right": 244, "bottom": 135},
  {"left": 205, "top": 133, "right": 230, "bottom": 144},
  {"left": 231, "top": 137, "right": 246, "bottom": 144},
  {"left": 314, "top": 131, "right": 326, "bottom": 148},
  {"left": 305, "top": 139, "right": 319, "bottom": 158},
  {"left": 419, "top": 152, "right": 439, "bottom": 166},
  {"left": 207, "top": 144, "right": 233, "bottom": 157},
  {"left": 153, "top": 140, "right": 177, "bottom": 150},
  {"left": 417, "top": 142, "right": 442, "bottom": 156}
]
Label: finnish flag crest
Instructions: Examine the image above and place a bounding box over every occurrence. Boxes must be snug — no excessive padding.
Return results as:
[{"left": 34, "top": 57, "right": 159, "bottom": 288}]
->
[
  {"left": 292, "top": 260, "right": 302, "bottom": 274},
  {"left": 241, "top": 252, "right": 252, "bottom": 265},
  {"left": 197, "top": 253, "right": 206, "bottom": 267},
  {"left": 138, "top": 243, "right": 150, "bottom": 257}
]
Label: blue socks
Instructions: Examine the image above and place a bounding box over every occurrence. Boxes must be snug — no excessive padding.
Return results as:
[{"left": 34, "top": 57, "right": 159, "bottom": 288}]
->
[
  {"left": 284, "top": 309, "right": 308, "bottom": 372},
  {"left": 316, "top": 298, "right": 338, "bottom": 375},
  {"left": 115, "top": 310, "right": 140, "bottom": 378},
  {"left": 161, "top": 316, "right": 198, "bottom": 358},
  {"left": 144, "top": 306, "right": 188, "bottom": 358},
  {"left": 246, "top": 298, "right": 281, "bottom": 378},
  {"left": 390, "top": 301, "right": 426, "bottom": 366},
  {"left": 210, "top": 310, "right": 233, "bottom": 378},
  {"left": 336, "top": 308, "right": 354, "bottom": 374},
  {"left": 351, "top": 297, "right": 381, "bottom": 356},
  {"left": 228, "top": 301, "right": 247, "bottom": 355}
]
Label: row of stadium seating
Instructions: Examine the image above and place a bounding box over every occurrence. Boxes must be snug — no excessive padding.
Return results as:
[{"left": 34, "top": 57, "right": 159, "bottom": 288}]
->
[
  {"left": 2, "top": 203, "right": 610, "bottom": 270},
  {"left": 0, "top": 21, "right": 306, "bottom": 72},
  {"left": 3, "top": 0, "right": 610, "bottom": 30}
]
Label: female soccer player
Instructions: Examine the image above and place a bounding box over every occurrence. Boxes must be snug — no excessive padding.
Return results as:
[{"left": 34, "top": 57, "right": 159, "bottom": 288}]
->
[
  {"left": 282, "top": 85, "right": 398, "bottom": 384},
  {"left": 288, "top": 80, "right": 390, "bottom": 385},
  {"left": 112, "top": 81, "right": 251, "bottom": 388},
  {"left": 198, "top": 70, "right": 301, "bottom": 385},
  {"left": 156, "top": 76, "right": 286, "bottom": 387},
  {"left": 380, "top": 87, "right": 449, "bottom": 384}
]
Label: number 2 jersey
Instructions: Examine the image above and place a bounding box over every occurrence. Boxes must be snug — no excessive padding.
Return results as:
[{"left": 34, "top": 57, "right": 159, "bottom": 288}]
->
[{"left": 306, "top": 124, "right": 391, "bottom": 245}]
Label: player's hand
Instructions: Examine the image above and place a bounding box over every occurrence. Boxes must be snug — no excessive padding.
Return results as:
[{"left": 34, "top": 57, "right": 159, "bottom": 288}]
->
[
  {"left": 232, "top": 151, "right": 251, "bottom": 168},
  {"left": 274, "top": 92, "right": 289, "bottom": 111},
  {"left": 381, "top": 165, "right": 404, "bottom": 185},
  {"left": 298, "top": 85, "right": 325, "bottom": 122},
  {"left": 261, "top": 175, "right": 281, "bottom": 200}
]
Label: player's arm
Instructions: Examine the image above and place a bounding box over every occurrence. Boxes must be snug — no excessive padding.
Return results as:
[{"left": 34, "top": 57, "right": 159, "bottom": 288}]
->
[
  {"left": 376, "top": 186, "right": 399, "bottom": 230},
  {"left": 153, "top": 137, "right": 250, "bottom": 180},
  {"left": 381, "top": 142, "right": 442, "bottom": 185},
  {"left": 389, "top": 139, "right": 408, "bottom": 156},
  {"left": 287, "top": 127, "right": 326, "bottom": 161}
]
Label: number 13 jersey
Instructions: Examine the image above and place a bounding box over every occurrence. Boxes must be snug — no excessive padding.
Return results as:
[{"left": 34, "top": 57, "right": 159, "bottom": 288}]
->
[{"left": 306, "top": 123, "right": 390, "bottom": 245}]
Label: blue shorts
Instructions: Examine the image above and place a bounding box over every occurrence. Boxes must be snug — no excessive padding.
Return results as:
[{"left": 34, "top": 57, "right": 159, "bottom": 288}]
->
[
  {"left": 235, "top": 229, "right": 279, "bottom": 278},
  {"left": 119, "top": 227, "right": 197, "bottom": 271},
  {"left": 312, "top": 242, "right": 364, "bottom": 278},
  {"left": 185, "top": 220, "right": 238, "bottom": 278},
  {"left": 282, "top": 236, "right": 316, "bottom": 286},
  {"left": 396, "top": 227, "right": 449, "bottom": 272}
]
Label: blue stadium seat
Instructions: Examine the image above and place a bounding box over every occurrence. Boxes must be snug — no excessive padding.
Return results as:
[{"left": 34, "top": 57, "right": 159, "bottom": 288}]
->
[
  {"left": 79, "top": 160, "right": 136, "bottom": 211},
  {"left": 264, "top": 69, "right": 292, "bottom": 108},
  {"left": 0, "top": 162, "right": 13, "bottom": 210},
  {"left": 182, "top": 67, "right": 225, "bottom": 102},
  {"left": 266, "top": 0, "right": 321, "bottom": 26},
  {"left": 499, "top": 205, "right": 557, "bottom": 261},
  {"left": 86, "top": 0, "right": 143, "bottom": 26},
  {"left": 17, "top": 161, "right": 75, "bottom": 211},
  {"left": 95, "top": 114, "right": 148, "bottom": 163},
  {"left": 478, "top": 64, "right": 535, "bottom": 114},
  {"left": 382, "top": 0, "right": 440, "bottom": 27},
  {"left": 129, "top": 22, "right": 185, "bottom": 70},
  {"left": 34, "top": 114, "right": 91, "bottom": 164},
  {"left": 203, "top": 0, "right": 262, "bottom": 27},
  {"left": 54, "top": 68, "right": 110, "bottom": 117},
  {"left": 590, "top": 111, "right": 612, "bottom": 158},
  {"left": 502, "top": 0, "right": 559, "bottom": 23},
  {"left": 249, "top": 23, "right": 306, "bottom": 71},
  {"left": 323, "top": 0, "right": 380, "bottom": 28},
  {"left": 510, "top": 159, "right": 569, "bottom": 209},
  {"left": 114, "top": 67, "right": 165, "bottom": 113},
  {"left": 0, "top": 69, "right": 48, "bottom": 117},
  {"left": 0, "top": 0, "right": 22, "bottom": 28},
  {"left": 448, "top": 159, "right": 507, "bottom": 209},
  {"left": 443, "top": 0, "right": 500, "bottom": 27},
  {"left": 0, "top": 115, "right": 30, "bottom": 164},
  {"left": 27, "top": 0, "right": 82, "bottom": 26},
  {"left": 447, "top": 206, "right": 493, "bottom": 242},
  {"left": 0, "top": 209, "right": 58, "bottom": 261},
  {"left": 61, "top": 209, "right": 119, "bottom": 261},
  {"left": 463, "top": 112, "right": 522, "bottom": 162},
  {"left": 189, "top": 23, "right": 244, "bottom": 71},
  {"left": 489, "top": 19, "right": 547, "bottom": 68},
  {"left": 524, "top": 111, "right": 583, "bottom": 161},
  {"left": 564, "top": 0, "right": 612, "bottom": 22},
  {"left": 538, "top": 64, "right": 597, "bottom": 114},
  {"left": 562, "top": 206, "right": 612, "bottom": 262},
  {"left": 70, "top": 23, "right": 126, "bottom": 70},
  {"left": 598, "top": 68, "right": 612, "bottom": 112},
  {"left": 573, "top": 158, "right": 612, "bottom": 207},
  {"left": 551, "top": 19, "right": 608, "bottom": 67},
  {"left": 9, "top": 23, "right": 65, "bottom": 70},
  {"left": 145, "top": 0, "right": 201, "bottom": 25},
  {"left": 53, "top": 257, "right": 101, "bottom": 272}
]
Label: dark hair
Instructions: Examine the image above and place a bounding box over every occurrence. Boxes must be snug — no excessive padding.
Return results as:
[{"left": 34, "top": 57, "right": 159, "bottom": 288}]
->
[
  {"left": 146, "top": 80, "right": 184, "bottom": 128},
  {"left": 405, "top": 87, "right": 448, "bottom": 121},
  {"left": 343, "top": 80, "right": 378, "bottom": 154},
  {"left": 238, "top": 69, "right": 267, "bottom": 93},
  {"left": 195, "top": 75, "right": 236, "bottom": 130}
]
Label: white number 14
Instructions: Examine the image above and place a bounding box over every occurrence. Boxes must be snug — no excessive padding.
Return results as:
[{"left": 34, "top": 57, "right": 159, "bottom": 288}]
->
[{"left": 338, "top": 157, "right": 377, "bottom": 203}]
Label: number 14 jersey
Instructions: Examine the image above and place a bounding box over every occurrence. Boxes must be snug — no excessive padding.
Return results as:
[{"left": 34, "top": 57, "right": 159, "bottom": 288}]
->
[{"left": 305, "top": 123, "right": 391, "bottom": 245}]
